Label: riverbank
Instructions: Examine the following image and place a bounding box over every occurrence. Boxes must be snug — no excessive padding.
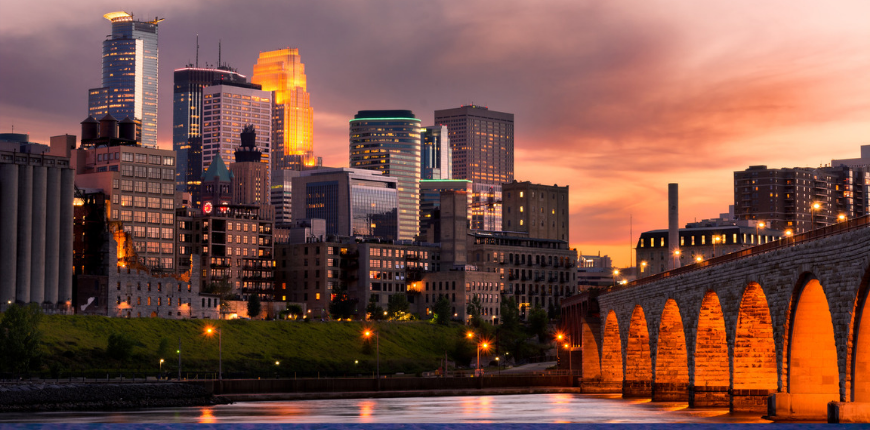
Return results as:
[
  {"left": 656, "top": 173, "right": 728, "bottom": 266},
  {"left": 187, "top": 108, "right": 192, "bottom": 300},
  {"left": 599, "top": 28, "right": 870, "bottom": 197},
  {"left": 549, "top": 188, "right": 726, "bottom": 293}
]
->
[
  {"left": 220, "top": 386, "right": 585, "bottom": 402},
  {"left": 0, "top": 382, "right": 223, "bottom": 413}
]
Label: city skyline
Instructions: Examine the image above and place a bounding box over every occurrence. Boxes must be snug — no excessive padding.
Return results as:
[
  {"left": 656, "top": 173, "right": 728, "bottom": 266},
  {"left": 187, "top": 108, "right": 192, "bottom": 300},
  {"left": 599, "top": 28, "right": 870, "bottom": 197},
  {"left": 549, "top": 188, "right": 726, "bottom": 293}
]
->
[{"left": 2, "top": 0, "right": 869, "bottom": 266}]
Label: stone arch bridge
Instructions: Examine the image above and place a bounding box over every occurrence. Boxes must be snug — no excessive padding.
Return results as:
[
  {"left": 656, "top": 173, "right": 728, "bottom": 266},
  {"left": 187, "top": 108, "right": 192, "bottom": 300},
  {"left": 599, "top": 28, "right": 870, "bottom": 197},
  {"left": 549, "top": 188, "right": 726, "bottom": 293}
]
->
[{"left": 561, "top": 216, "right": 870, "bottom": 422}]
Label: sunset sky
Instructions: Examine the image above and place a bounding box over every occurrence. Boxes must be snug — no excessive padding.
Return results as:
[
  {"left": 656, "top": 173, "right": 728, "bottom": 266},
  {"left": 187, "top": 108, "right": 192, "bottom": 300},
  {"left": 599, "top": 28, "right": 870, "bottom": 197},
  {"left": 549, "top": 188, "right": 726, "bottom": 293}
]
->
[{"left": 1, "top": 0, "right": 868, "bottom": 266}]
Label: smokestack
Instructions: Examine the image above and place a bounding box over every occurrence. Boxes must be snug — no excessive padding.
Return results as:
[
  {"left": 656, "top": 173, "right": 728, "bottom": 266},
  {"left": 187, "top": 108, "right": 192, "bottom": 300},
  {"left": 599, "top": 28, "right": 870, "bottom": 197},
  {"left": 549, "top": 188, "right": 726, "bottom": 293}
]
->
[{"left": 668, "top": 183, "right": 680, "bottom": 270}]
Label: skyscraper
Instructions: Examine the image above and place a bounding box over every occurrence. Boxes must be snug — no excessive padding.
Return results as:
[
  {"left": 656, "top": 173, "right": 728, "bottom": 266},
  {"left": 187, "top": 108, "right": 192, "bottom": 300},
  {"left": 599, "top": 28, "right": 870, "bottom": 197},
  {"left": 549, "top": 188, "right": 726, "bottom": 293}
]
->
[
  {"left": 173, "top": 65, "right": 247, "bottom": 198},
  {"left": 251, "top": 48, "right": 316, "bottom": 171},
  {"left": 434, "top": 105, "right": 514, "bottom": 230},
  {"left": 421, "top": 126, "right": 451, "bottom": 180},
  {"left": 88, "top": 11, "right": 162, "bottom": 148},
  {"left": 350, "top": 110, "right": 422, "bottom": 240},
  {"left": 201, "top": 82, "right": 271, "bottom": 207}
]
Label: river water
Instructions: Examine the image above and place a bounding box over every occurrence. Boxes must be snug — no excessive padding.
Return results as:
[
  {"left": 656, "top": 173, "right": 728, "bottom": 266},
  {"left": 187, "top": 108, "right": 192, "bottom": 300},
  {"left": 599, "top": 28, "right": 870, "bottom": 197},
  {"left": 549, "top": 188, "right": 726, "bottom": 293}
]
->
[{"left": 0, "top": 393, "right": 773, "bottom": 424}]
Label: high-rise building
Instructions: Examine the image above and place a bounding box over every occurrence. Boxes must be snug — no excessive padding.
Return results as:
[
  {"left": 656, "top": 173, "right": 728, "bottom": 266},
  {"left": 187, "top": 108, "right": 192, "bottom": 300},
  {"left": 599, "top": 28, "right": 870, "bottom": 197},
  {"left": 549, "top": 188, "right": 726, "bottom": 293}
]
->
[
  {"left": 252, "top": 48, "right": 316, "bottom": 171},
  {"left": 734, "top": 165, "right": 870, "bottom": 233},
  {"left": 502, "top": 181, "right": 570, "bottom": 242},
  {"left": 292, "top": 168, "right": 399, "bottom": 240},
  {"left": 88, "top": 12, "right": 162, "bottom": 148},
  {"left": 350, "top": 110, "right": 422, "bottom": 240},
  {"left": 172, "top": 66, "right": 247, "bottom": 199},
  {"left": 271, "top": 169, "right": 303, "bottom": 227},
  {"left": 419, "top": 179, "right": 472, "bottom": 241},
  {"left": 421, "top": 126, "right": 451, "bottom": 180},
  {"left": 201, "top": 82, "right": 271, "bottom": 206},
  {"left": 434, "top": 105, "right": 514, "bottom": 231},
  {"left": 230, "top": 125, "right": 271, "bottom": 216}
]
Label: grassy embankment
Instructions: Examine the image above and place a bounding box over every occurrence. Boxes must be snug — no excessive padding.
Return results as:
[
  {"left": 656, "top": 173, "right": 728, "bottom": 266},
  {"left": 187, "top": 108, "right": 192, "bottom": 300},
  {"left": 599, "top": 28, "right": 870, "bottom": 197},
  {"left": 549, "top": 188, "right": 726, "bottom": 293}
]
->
[{"left": 38, "top": 315, "right": 464, "bottom": 378}]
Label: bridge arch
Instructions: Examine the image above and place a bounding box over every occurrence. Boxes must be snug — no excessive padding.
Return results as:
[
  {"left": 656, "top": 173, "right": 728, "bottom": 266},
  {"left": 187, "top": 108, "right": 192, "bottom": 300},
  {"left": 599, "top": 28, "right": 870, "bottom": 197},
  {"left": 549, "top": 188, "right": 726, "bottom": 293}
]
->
[
  {"left": 732, "top": 282, "right": 777, "bottom": 411},
  {"left": 691, "top": 291, "right": 729, "bottom": 407},
  {"left": 581, "top": 316, "right": 601, "bottom": 380},
  {"left": 851, "top": 264, "right": 870, "bottom": 402},
  {"left": 624, "top": 305, "right": 652, "bottom": 397},
  {"left": 784, "top": 274, "right": 839, "bottom": 416},
  {"left": 601, "top": 310, "right": 623, "bottom": 386},
  {"left": 653, "top": 298, "right": 689, "bottom": 401}
]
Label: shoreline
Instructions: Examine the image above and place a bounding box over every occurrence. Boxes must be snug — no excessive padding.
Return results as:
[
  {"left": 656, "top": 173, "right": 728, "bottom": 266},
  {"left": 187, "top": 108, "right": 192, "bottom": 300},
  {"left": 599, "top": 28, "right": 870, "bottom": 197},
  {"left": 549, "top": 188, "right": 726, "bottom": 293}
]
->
[{"left": 219, "top": 386, "right": 587, "bottom": 403}]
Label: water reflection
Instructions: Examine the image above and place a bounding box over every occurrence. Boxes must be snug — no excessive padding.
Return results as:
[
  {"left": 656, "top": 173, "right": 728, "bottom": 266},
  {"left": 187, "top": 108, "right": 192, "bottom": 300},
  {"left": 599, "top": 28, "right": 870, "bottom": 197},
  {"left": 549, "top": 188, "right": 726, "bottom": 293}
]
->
[{"left": 0, "top": 393, "right": 772, "bottom": 424}]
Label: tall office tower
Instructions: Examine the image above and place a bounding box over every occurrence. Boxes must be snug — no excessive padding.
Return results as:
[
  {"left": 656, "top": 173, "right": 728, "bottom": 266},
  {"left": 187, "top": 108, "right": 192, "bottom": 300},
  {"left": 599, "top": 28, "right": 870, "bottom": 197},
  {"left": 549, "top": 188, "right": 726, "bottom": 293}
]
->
[
  {"left": 734, "top": 165, "right": 870, "bottom": 233},
  {"left": 434, "top": 105, "right": 514, "bottom": 230},
  {"left": 201, "top": 81, "right": 271, "bottom": 207},
  {"left": 349, "top": 110, "right": 422, "bottom": 240},
  {"left": 251, "top": 48, "right": 316, "bottom": 171},
  {"left": 173, "top": 65, "right": 247, "bottom": 199},
  {"left": 292, "top": 168, "right": 399, "bottom": 240},
  {"left": 421, "top": 126, "right": 451, "bottom": 180},
  {"left": 502, "top": 181, "right": 570, "bottom": 241},
  {"left": 230, "top": 125, "right": 270, "bottom": 211},
  {"left": 88, "top": 12, "right": 162, "bottom": 148},
  {"left": 271, "top": 169, "right": 302, "bottom": 227}
]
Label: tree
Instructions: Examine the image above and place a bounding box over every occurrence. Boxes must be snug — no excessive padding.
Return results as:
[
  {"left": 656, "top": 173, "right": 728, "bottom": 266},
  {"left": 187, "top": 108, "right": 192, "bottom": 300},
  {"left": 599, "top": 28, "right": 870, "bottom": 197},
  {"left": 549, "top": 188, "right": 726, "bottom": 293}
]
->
[
  {"left": 528, "top": 305, "right": 549, "bottom": 342},
  {"left": 433, "top": 296, "right": 451, "bottom": 325},
  {"left": 106, "top": 332, "right": 136, "bottom": 367},
  {"left": 365, "top": 294, "right": 384, "bottom": 320},
  {"left": 0, "top": 303, "right": 43, "bottom": 375},
  {"left": 497, "top": 296, "right": 527, "bottom": 360},
  {"left": 203, "top": 278, "right": 234, "bottom": 316},
  {"left": 330, "top": 290, "right": 358, "bottom": 320},
  {"left": 247, "top": 293, "right": 262, "bottom": 319},
  {"left": 387, "top": 293, "right": 410, "bottom": 320},
  {"left": 284, "top": 304, "right": 304, "bottom": 320},
  {"left": 156, "top": 337, "right": 172, "bottom": 360},
  {"left": 467, "top": 295, "right": 483, "bottom": 327}
]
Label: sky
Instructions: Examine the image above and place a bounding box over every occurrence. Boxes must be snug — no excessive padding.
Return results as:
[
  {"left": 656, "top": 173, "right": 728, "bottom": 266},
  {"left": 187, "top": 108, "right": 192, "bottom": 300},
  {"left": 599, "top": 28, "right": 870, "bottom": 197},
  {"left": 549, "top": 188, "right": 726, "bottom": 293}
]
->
[{"left": 1, "top": 0, "right": 869, "bottom": 267}]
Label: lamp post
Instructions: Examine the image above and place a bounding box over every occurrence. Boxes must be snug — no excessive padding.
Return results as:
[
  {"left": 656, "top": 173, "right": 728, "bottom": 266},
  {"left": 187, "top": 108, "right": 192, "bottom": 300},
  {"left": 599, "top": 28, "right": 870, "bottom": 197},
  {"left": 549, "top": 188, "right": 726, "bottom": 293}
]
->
[
  {"left": 812, "top": 202, "right": 821, "bottom": 230},
  {"left": 838, "top": 214, "right": 846, "bottom": 223},
  {"left": 205, "top": 326, "right": 222, "bottom": 380},
  {"left": 640, "top": 261, "right": 647, "bottom": 276},
  {"left": 557, "top": 333, "right": 571, "bottom": 376},
  {"left": 672, "top": 249, "right": 681, "bottom": 269},
  {"left": 495, "top": 356, "right": 501, "bottom": 376},
  {"left": 612, "top": 269, "right": 619, "bottom": 287},
  {"left": 695, "top": 255, "right": 703, "bottom": 264},
  {"left": 159, "top": 358, "right": 164, "bottom": 378},
  {"left": 712, "top": 236, "right": 721, "bottom": 257},
  {"left": 364, "top": 329, "right": 379, "bottom": 381},
  {"left": 466, "top": 331, "right": 489, "bottom": 376},
  {"left": 784, "top": 229, "right": 793, "bottom": 246},
  {"left": 755, "top": 221, "right": 765, "bottom": 245}
]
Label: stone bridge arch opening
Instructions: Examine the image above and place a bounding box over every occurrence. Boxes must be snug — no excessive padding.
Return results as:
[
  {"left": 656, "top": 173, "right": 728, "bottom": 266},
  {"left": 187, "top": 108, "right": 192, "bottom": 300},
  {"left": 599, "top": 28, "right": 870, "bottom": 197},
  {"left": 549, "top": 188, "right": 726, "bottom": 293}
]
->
[
  {"left": 653, "top": 298, "right": 688, "bottom": 401},
  {"left": 625, "top": 305, "right": 652, "bottom": 397},
  {"left": 581, "top": 316, "right": 601, "bottom": 380},
  {"left": 691, "top": 291, "right": 729, "bottom": 407},
  {"left": 601, "top": 310, "right": 623, "bottom": 391},
  {"left": 733, "top": 282, "right": 777, "bottom": 412},
  {"left": 852, "top": 265, "right": 870, "bottom": 403},
  {"left": 784, "top": 276, "right": 839, "bottom": 417}
]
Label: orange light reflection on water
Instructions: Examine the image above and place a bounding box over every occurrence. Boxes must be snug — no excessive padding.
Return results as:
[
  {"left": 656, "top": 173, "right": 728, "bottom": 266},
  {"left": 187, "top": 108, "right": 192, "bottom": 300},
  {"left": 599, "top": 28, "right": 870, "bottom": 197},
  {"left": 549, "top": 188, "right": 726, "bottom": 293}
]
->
[
  {"left": 198, "top": 408, "right": 215, "bottom": 424},
  {"left": 358, "top": 400, "right": 375, "bottom": 423}
]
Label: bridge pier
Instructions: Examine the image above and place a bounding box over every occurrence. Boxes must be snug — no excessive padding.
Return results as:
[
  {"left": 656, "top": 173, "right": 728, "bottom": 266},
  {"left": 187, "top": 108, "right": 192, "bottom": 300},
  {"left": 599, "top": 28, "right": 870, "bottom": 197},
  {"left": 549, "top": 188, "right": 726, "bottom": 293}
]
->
[
  {"left": 687, "top": 385, "right": 729, "bottom": 407},
  {"left": 623, "top": 380, "right": 652, "bottom": 398},
  {"left": 651, "top": 382, "right": 688, "bottom": 402},
  {"left": 827, "top": 402, "right": 870, "bottom": 423},
  {"left": 731, "top": 389, "right": 775, "bottom": 412},
  {"left": 578, "top": 378, "right": 621, "bottom": 393},
  {"left": 767, "top": 392, "right": 839, "bottom": 420}
]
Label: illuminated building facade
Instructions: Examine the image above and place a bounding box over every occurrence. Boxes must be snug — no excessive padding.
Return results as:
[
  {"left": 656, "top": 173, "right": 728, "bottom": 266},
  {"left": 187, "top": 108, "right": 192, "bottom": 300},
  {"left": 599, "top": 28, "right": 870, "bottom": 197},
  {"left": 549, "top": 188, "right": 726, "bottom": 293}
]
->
[
  {"left": 230, "top": 125, "right": 271, "bottom": 215},
  {"left": 251, "top": 48, "right": 316, "bottom": 171},
  {"left": 349, "top": 110, "right": 422, "bottom": 240},
  {"left": 88, "top": 11, "right": 161, "bottom": 148},
  {"left": 172, "top": 66, "right": 247, "bottom": 202},
  {"left": 292, "top": 168, "right": 399, "bottom": 240},
  {"left": 502, "top": 181, "right": 570, "bottom": 241},
  {"left": 421, "top": 126, "right": 451, "bottom": 180},
  {"left": 201, "top": 82, "right": 271, "bottom": 200}
]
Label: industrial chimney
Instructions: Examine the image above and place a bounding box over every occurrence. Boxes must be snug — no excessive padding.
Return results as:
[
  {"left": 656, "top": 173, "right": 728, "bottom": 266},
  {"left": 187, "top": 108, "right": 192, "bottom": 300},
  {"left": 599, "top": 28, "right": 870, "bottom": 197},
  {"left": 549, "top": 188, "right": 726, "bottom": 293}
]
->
[{"left": 668, "top": 183, "right": 680, "bottom": 270}]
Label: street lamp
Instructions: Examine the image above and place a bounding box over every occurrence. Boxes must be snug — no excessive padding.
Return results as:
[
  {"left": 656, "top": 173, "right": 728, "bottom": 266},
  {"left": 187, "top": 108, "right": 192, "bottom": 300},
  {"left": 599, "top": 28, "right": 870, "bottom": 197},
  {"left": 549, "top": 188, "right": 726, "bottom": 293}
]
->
[
  {"left": 784, "top": 229, "right": 793, "bottom": 246},
  {"left": 838, "top": 214, "right": 846, "bottom": 222},
  {"left": 712, "top": 236, "right": 721, "bottom": 257},
  {"left": 812, "top": 202, "right": 821, "bottom": 229},
  {"left": 640, "top": 261, "right": 647, "bottom": 275},
  {"left": 756, "top": 221, "right": 765, "bottom": 245},
  {"left": 695, "top": 255, "right": 703, "bottom": 264},
  {"left": 159, "top": 358, "right": 164, "bottom": 377},
  {"left": 612, "top": 269, "right": 619, "bottom": 286},
  {"left": 557, "top": 333, "right": 572, "bottom": 376},
  {"left": 673, "top": 249, "right": 681, "bottom": 269},
  {"left": 495, "top": 356, "right": 501, "bottom": 376},
  {"left": 205, "top": 326, "right": 222, "bottom": 380},
  {"left": 363, "top": 329, "right": 379, "bottom": 381},
  {"left": 466, "top": 331, "right": 489, "bottom": 376}
]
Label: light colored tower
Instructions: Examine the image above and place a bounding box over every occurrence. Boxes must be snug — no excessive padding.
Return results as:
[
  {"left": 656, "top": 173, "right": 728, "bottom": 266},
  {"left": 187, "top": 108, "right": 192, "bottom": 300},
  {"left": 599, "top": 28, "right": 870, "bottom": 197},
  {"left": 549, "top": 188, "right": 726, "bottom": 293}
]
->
[
  {"left": 252, "top": 48, "right": 315, "bottom": 171},
  {"left": 88, "top": 11, "right": 162, "bottom": 148},
  {"left": 350, "top": 110, "right": 422, "bottom": 241}
]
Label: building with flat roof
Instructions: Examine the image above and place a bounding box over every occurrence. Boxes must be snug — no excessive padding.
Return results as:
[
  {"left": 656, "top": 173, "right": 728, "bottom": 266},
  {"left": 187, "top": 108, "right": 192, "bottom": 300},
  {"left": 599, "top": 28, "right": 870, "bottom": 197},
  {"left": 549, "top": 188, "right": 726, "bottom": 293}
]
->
[
  {"left": 419, "top": 179, "right": 472, "bottom": 241},
  {"left": 292, "top": 168, "right": 399, "bottom": 240},
  {"left": 502, "top": 181, "right": 569, "bottom": 242},
  {"left": 350, "top": 110, "right": 422, "bottom": 240},
  {"left": 88, "top": 12, "right": 161, "bottom": 148},
  {"left": 421, "top": 125, "right": 451, "bottom": 180}
]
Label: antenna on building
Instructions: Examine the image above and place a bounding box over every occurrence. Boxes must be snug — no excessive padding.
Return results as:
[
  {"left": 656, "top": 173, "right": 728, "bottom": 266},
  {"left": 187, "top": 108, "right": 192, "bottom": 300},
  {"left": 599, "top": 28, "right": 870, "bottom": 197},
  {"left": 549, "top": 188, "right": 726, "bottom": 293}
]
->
[
  {"left": 218, "top": 39, "right": 222, "bottom": 68},
  {"left": 196, "top": 34, "right": 199, "bottom": 68}
]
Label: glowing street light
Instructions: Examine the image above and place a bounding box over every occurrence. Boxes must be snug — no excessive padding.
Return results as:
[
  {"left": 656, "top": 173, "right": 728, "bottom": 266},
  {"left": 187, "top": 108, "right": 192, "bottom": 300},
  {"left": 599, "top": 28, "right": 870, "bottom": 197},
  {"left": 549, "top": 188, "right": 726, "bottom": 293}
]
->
[
  {"left": 557, "top": 333, "right": 572, "bottom": 376},
  {"left": 640, "top": 261, "right": 647, "bottom": 275},
  {"left": 466, "top": 331, "right": 489, "bottom": 376},
  {"left": 838, "top": 214, "right": 846, "bottom": 222},
  {"left": 811, "top": 202, "right": 821, "bottom": 229},
  {"left": 712, "top": 236, "right": 721, "bottom": 257},
  {"left": 363, "top": 329, "right": 380, "bottom": 381},
  {"left": 159, "top": 358, "right": 164, "bottom": 376},
  {"left": 756, "top": 221, "right": 765, "bottom": 244},
  {"left": 205, "top": 326, "right": 222, "bottom": 380},
  {"left": 784, "top": 229, "right": 793, "bottom": 246},
  {"left": 695, "top": 255, "right": 703, "bottom": 263}
]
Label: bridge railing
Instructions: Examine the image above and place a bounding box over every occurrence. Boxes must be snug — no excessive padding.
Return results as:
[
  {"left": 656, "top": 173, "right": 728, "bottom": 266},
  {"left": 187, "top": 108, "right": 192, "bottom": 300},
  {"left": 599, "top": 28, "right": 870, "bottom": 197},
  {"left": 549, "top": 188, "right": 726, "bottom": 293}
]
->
[{"left": 611, "top": 214, "right": 870, "bottom": 293}]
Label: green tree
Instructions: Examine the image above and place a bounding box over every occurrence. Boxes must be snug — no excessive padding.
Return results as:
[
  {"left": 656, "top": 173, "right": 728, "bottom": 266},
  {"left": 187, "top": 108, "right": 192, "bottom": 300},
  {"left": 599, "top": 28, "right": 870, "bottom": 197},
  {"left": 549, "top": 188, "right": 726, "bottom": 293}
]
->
[
  {"left": 0, "top": 303, "right": 44, "bottom": 375},
  {"left": 528, "top": 305, "right": 549, "bottom": 342},
  {"left": 433, "top": 295, "right": 451, "bottom": 325},
  {"left": 106, "top": 332, "right": 136, "bottom": 367},
  {"left": 467, "top": 295, "right": 483, "bottom": 327},
  {"left": 247, "top": 293, "right": 262, "bottom": 319},
  {"left": 497, "top": 296, "right": 528, "bottom": 360},
  {"left": 285, "top": 304, "right": 303, "bottom": 320},
  {"left": 330, "top": 290, "right": 358, "bottom": 319},
  {"left": 156, "top": 337, "right": 172, "bottom": 360},
  {"left": 387, "top": 293, "right": 410, "bottom": 320},
  {"left": 365, "top": 294, "right": 384, "bottom": 320}
]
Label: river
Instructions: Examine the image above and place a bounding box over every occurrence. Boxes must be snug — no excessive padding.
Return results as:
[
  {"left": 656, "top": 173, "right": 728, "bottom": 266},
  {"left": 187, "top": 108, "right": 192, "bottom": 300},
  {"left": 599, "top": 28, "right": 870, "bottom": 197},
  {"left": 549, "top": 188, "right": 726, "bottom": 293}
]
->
[{"left": 0, "top": 393, "right": 774, "bottom": 424}]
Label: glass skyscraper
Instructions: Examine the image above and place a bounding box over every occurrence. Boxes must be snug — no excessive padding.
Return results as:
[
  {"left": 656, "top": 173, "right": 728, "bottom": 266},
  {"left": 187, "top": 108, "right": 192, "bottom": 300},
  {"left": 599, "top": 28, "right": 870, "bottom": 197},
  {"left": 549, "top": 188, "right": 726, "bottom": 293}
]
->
[
  {"left": 251, "top": 48, "right": 316, "bottom": 171},
  {"left": 421, "top": 125, "right": 451, "bottom": 180},
  {"left": 172, "top": 66, "right": 247, "bottom": 198},
  {"left": 88, "top": 11, "right": 161, "bottom": 148},
  {"left": 350, "top": 110, "right": 422, "bottom": 241}
]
